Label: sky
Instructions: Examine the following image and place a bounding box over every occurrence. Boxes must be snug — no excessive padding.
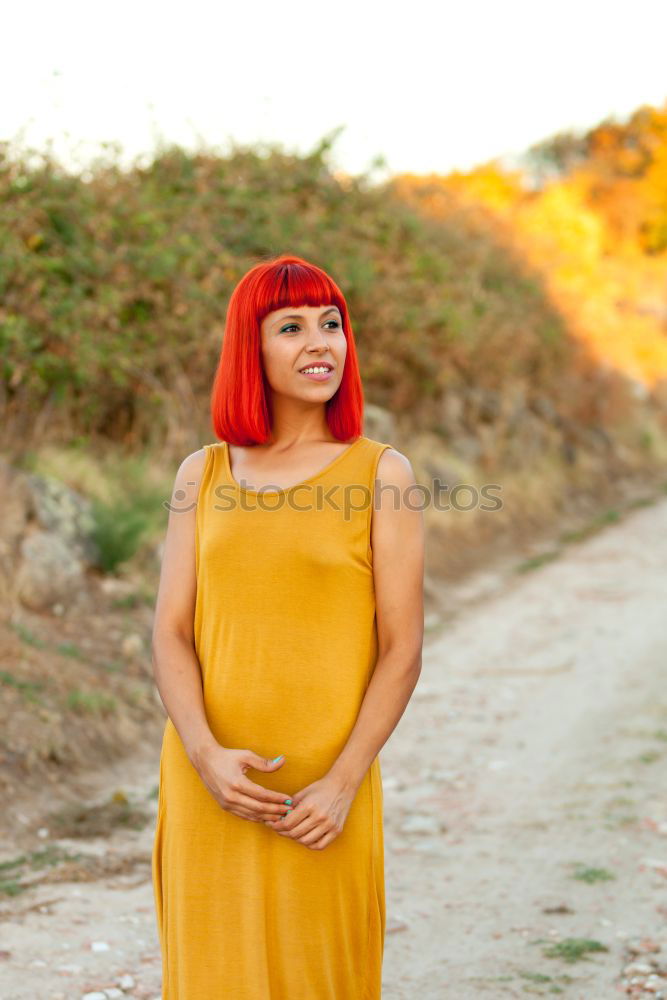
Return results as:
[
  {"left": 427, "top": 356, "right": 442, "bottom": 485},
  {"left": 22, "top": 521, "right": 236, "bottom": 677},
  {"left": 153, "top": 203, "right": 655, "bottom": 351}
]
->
[{"left": 4, "top": 0, "right": 667, "bottom": 180}]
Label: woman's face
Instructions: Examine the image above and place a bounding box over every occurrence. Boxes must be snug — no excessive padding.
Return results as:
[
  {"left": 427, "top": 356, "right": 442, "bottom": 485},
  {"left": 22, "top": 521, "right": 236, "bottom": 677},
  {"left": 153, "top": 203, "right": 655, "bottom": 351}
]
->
[{"left": 259, "top": 303, "right": 347, "bottom": 402}]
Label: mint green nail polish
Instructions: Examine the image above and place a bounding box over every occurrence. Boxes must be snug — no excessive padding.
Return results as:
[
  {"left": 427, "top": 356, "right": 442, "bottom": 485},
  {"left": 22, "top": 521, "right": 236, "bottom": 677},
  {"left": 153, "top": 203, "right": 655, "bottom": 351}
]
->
[
  {"left": 272, "top": 755, "right": 283, "bottom": 762},
  {"left": 284, "top": 798, "right": 292, "bottom": 805}
]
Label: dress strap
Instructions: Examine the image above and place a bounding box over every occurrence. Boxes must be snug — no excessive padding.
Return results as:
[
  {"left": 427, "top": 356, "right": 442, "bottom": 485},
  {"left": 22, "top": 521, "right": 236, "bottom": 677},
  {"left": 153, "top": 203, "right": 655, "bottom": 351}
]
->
[{"left": 359, "top": 438, "right": 394, "bottom": 564}]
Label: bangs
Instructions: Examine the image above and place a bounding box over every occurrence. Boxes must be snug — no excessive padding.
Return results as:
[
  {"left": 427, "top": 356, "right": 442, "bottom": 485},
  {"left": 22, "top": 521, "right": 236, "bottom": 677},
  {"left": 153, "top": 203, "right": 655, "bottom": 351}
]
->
[{"left": 257, "top": 259, "right": 345, "bottom": 324}]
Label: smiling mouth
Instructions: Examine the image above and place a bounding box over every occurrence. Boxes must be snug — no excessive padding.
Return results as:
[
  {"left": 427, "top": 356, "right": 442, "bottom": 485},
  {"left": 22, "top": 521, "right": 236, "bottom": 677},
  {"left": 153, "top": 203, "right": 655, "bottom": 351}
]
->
[{"left": 298, "top": 363, "right": 334, "bottom": 373}]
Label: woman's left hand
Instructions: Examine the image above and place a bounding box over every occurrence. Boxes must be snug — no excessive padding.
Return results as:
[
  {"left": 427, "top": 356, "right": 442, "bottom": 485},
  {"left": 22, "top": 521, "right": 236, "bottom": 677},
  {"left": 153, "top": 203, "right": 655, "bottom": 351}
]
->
[{"left": 264, "top": 773, "right": 357, "bottom": 850}]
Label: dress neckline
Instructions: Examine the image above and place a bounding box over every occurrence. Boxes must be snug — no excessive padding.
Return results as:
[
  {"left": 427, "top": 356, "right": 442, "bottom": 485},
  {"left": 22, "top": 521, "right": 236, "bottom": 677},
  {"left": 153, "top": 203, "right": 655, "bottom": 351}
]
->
[{"left": 223, "top": 437, "right": 366, "bottom": 495}]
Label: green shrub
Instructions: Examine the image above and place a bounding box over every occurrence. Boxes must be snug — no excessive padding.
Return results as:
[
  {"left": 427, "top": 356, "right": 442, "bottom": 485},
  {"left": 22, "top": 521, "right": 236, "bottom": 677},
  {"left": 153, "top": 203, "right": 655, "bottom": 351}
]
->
[{"left": 90, "top": 496, "right": 150, "bottom": 572}]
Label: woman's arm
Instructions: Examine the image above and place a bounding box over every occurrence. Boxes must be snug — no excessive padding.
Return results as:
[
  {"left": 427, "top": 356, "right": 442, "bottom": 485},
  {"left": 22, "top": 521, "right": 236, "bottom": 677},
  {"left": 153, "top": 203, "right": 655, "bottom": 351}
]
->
[
  {"left": 266, "top": 447, "right": 424, "bottom": 846},
  {"left": 152, "top": 448, "right": 292, "bottom": 822},
  {"left": 151, "top": 448, "right": 218, "bottom": 768},
  {"left": 327, "top": 447, "right": 425, "bottom": 791}
]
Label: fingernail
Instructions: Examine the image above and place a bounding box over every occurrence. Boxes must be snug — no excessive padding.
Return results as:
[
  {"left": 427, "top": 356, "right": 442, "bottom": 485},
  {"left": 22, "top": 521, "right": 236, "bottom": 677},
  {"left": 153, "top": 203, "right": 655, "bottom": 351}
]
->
[
  {"left": 284, "top": 798, "right": 292, "bottom": 805},
  {"left": 272, "top": 755, "right": 284, "bottom": 762}
]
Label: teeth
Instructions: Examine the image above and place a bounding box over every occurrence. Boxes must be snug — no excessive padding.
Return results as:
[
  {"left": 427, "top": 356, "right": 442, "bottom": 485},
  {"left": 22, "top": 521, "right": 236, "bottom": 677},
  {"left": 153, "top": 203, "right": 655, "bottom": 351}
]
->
[{"left": 301, "top": 366, "right": 330, "bottom": 374}]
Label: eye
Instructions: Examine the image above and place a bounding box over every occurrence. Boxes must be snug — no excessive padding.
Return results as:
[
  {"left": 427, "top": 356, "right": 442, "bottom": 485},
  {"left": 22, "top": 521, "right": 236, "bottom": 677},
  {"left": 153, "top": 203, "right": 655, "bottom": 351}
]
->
[{"left": 279, "top": 319, "right": 341, "bottom": 334}]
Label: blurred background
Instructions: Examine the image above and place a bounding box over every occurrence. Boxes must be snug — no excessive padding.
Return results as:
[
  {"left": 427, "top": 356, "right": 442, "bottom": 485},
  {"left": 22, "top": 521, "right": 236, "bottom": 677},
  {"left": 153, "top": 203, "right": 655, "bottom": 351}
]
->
[{"left": 2, "top": 2, "right": 667, "bottom": 997}]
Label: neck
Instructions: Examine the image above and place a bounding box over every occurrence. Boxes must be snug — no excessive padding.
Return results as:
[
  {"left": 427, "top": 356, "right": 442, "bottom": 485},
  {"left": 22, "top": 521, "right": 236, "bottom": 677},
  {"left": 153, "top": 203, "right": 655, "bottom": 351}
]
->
[{"left": 265, "top": 396, "right": 333, "bottom": 446}]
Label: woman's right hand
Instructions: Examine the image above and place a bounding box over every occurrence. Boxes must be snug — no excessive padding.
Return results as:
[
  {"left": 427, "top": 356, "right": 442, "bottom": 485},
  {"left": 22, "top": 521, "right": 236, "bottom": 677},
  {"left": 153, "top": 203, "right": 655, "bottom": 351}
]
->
[{"left": 196, "top": 744, "right": 294, "bottom": 823}]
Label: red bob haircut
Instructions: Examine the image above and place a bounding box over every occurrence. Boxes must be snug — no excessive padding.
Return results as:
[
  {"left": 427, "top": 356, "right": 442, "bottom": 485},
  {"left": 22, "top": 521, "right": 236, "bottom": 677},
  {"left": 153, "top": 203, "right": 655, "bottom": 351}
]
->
[{"left": 210, "top": 254, "right": 364, "bottom": 445}]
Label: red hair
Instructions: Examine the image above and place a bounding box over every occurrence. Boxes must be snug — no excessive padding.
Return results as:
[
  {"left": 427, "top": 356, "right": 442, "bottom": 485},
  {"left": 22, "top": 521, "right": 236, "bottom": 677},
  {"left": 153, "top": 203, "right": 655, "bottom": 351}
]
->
[{"left": 210, "top": 254, "right": 364, "bottom": 445}]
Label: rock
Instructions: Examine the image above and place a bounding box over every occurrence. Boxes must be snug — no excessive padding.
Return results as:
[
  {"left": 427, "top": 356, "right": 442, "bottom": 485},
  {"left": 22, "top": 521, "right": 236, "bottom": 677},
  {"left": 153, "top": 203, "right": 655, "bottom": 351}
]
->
[
  {"left": 99, "top": 577, "right": 136, "bottom": 597},
  {"left": 121, "top": 633, "right": 144, "bottom": 658},
  {"left": 624, "top": 962, "right": 656, "bottom": 976},
  {"left": 408, "top": 837, "right": 448, "bottom": 853},
  {"left": 411, "top": 682, "right": 439, "bottom": 699},
  {"left": 450, "top": 432, "right": 482, "bottom": 464},
  {"left": 399, "top": 781, "right": 441, "bottom": 800},
  {"left": 399, "top": 813, "right": 445, "bottom": 835},
  {"left": 386, "top": 913, "right": 409, "bottom": 933},
  {"left": 471, "top": 387, "right": 502, "bottom": 424},
  {"left": 363, "top": 403, "right": 396, "bottom": 443},
  {"left": 641, "top": 975, "right": 666, "bottom": 992},
  {"left": 117, "top": 974, "right": 135, "bottom": 990},
  {"left": 531, "top": 395, "right": 561, "bottom": 424},
  {"left": 506, "top": 412, "right": 550, "bottom": 463},
  {"left": 500, "top": 381, "right": 528, "bottom": 428},
  {"left": 440, "top": 391, "right": 465, "bottom": 431},
  {"left": 405, "top": 431, "right": 475, "bottom": 493},
  {"left": 25, "top": 471, "right": 100, "bottom": 566},
  {"left": 626, "top": 937, "right": 661, "bottom": 956},
  {"left": 382, "top": 775, "right": 401, "bottom": 791},
  {"left": 0, "top": 458, "right": 104, "bottom": 614},
  {"left": 15, "top": 530, "right": 85, "bottom": 611}
]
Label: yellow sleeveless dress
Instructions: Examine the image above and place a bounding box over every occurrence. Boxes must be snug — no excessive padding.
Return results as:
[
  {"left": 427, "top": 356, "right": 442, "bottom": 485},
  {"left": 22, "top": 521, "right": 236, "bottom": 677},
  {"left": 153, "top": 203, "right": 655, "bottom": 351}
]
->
[{"left": 151, "top": 434, "right": 392, "bottom": 999}]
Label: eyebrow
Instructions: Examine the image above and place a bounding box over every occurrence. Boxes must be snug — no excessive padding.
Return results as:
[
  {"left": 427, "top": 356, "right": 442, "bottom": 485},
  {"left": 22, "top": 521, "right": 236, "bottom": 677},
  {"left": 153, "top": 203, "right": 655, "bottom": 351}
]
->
[{"left": 273, "top": 307, "right": 340, "bottom": 326}]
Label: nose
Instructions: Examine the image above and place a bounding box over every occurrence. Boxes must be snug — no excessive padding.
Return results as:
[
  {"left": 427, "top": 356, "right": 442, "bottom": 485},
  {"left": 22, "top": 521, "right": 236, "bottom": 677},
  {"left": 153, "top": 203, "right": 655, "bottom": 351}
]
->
[{"left": 305, "top": 334, "right": 330, "bottom": 353}]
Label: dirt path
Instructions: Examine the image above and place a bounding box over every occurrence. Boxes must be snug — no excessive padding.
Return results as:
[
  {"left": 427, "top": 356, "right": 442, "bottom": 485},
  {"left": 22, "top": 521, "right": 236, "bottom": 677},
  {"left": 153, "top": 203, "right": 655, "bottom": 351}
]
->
[{"left": 2, "top": 497, "right": 667, "bottom": 999}]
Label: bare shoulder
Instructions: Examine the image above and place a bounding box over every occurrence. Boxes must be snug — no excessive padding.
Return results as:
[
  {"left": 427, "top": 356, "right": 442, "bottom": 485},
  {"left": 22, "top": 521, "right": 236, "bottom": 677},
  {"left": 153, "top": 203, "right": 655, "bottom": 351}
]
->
[
  {"left": 155, "top": 449, "right": 210, "bottom": 638},
  {"left": 169, "top": 447, "right": 209, "bottom": 507},
  {"left": 375, "top": 446, "right": 417, "bottom": 489},
  {"left": 177, "top": 446, "right": 208, "bottom": 478},
  {"left": 371, "top": 446, "right": 424, "bottom": 577}
]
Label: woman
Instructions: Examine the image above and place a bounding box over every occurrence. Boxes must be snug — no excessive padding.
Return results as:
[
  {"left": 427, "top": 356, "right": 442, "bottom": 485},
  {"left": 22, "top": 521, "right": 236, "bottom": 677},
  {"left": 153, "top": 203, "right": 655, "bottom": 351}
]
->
[{"left": 151, "top": 253, "right": 424, "bottom": 999}]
